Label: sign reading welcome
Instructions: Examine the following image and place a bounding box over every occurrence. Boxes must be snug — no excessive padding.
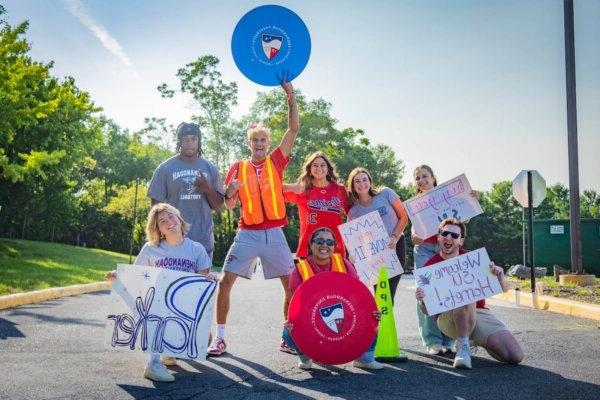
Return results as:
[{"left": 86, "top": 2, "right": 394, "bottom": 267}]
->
[{"left": 414, "top": 248, "right": 502, "bottom": 315}]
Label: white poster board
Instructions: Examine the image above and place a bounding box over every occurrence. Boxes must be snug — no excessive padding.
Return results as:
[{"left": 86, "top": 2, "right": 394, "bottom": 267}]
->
[
  {"left": 338, "top": 211, "right": 403, "bottom": 286},
  {"left": 405, "top": 174, "right": 483, "bottom": 238},
  {"left": 414, "top": 248, "right": 502, "bottom": 315},
  {"left": 106, "top": 264, "right": 216, "bottom": 361}
]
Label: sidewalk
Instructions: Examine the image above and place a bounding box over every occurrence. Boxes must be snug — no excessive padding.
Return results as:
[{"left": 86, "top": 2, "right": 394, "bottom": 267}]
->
[
  {"left": 492, "top": 289, "right": 600, "bottom": 321},
  {"left": 0, "top": 282, "right": 110, "bottom": 310}
]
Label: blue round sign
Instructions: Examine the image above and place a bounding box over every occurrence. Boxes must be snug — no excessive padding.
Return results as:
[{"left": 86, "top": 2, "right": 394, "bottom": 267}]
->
[{"left": 231, "top": 5, "right": 311, "bottom": 86}]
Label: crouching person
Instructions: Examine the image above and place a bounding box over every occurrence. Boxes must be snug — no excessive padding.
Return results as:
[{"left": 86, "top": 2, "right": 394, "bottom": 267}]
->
[
  {"left": 415, "top": 218, "right": 524, "bottom": 369},
  {"left": 282, "top": 227, "right": 383, "bottom": 370}
]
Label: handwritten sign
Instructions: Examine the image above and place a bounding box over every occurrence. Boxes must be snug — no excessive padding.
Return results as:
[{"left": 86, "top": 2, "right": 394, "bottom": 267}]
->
[
  {"left": 106, "top": 264, "right": 216, "bottom": 361},
  {"left": 338, "top": 211, "right": 403, "bottom": 286},
  {"left": 405, "top": 174, "right": 483, "bottom": 238},
  {"left": 415, "top": 248, "right": 502, "bottom": 315}
]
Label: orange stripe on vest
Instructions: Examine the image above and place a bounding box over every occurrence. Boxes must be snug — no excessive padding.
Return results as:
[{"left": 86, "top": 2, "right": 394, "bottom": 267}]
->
[
  {"left": 237, "top": 156, "right": 286, "bottom": 225},
  {"left": 296, "top": 254, "right": 347, "bottom": 282}
]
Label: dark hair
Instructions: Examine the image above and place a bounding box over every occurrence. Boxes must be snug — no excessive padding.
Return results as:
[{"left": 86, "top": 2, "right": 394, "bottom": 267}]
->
[
  {"left": 175, "top": 122, "right": 202, "bottom": 156},
  {"left": 439, "top": 217, "right": 467, "bottom": 238},
  {"left": 307, "top": 227, "right": 336, "bottom": 255}
]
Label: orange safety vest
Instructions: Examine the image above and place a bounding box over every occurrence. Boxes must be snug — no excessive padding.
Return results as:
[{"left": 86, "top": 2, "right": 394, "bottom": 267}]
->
[
  {"left": 237, "top": 156, "right": 286, "bottom": 225},
  {"left": 296, "top": 253, "right": 346, "bottom": 281}
]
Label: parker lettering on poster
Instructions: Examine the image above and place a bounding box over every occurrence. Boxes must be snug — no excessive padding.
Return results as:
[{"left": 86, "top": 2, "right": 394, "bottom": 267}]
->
[
  {"left": 414, "top": 248, "right": 502, "bottom": 315},
  {"left": 338, "top": 211, "right": 403, "bottom": 286},
  {"left": 105, "top": 264, "right": 216, "bottom": 360},
  {"left": 404, "top": 174, "right": 483, "bottom": 238}
]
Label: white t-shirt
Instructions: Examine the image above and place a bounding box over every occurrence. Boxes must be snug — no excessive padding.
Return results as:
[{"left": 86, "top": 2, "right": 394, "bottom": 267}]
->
[{"left": 134, "top": 237, "right": 211, "bottom": 273}]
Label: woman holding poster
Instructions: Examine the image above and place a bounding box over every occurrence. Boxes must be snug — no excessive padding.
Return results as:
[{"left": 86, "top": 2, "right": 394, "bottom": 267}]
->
[
  {"left": 284, "top": 151, "right": 348, "bottom": 259},
  {"left": 346, "top": 167, "right": 408, "bottom": 303},
  {"left": 106, "top": 203, "right": 215, "bottom": 382},
  {"left": 411, "top": 164, "right": 456, "bottom": 355}
]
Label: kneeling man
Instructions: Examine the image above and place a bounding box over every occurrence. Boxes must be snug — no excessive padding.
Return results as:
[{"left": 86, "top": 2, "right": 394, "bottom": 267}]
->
[{"left": 415, "top": 218, "right": 524, "bottom": 369}]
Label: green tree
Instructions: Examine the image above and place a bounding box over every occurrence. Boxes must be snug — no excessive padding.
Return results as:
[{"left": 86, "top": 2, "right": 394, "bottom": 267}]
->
[
  {"left": 0, "top": 16, "right": 102, "bottom": 242},
  {"left": 158, "top": 55, "right": 241, "bottom": 173},
  {"left": 581, "top": 190, "right": 600, "bottom": 218}
]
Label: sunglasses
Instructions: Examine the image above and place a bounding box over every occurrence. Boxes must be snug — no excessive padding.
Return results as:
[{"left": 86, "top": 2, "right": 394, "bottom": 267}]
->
[
  {"left": 312, "top": 238, "right": 336, "bottom": 246},
  {"left": 440, "top": 230, "right": 461, "bottom": 239}
]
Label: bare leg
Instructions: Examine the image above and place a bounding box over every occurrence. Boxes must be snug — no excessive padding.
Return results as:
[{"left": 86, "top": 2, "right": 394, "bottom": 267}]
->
[
  {"left": 485, "top": 330, "right": 524, "bottom": 364},
  {"left": 280, "top": 274, "right": 292, "bottom": 320},
  {"left": 452, "top": 303, "right": 476, "bottom": 337},
  {"left": 216, "top": 271, "right": 238, "bottom": 324}
]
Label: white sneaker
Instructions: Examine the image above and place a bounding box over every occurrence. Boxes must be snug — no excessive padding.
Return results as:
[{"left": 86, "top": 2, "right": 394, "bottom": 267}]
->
[
  {"left": 453, "top": 343, "right": 472, "bottom": 369},
  {"left": 442, "top": 345, "right": 456, "bottom": 354},
  {"left": 426, "top": 344, "right": 443, "bottom": 355},
  {"left": 353, "top": 360, "right": 384, "bottom": 370},
  {"left": 161, "top": 356, "right": 178, "bottom": 366},
  {"left": 298, "top": 359, "right": 313, "bottom": 370},
  {"left": 144, "top": 362, "right": 175, "bottom": 382}
]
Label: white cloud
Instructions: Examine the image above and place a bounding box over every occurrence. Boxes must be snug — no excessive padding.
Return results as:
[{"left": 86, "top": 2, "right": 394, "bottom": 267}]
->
[{"left": 63, "top": 0, "right": 138, "bottom": 77}]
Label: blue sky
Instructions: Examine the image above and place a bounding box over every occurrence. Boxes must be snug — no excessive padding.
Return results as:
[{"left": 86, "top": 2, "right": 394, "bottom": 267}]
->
[{"left": 4, "top": 0, "right": 599, "bottom": 191}]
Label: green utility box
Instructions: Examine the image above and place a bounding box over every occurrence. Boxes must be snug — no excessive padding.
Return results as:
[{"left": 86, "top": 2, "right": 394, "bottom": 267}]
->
[{"left": 528, "top": 219, "right": 600, "bottom": 276}]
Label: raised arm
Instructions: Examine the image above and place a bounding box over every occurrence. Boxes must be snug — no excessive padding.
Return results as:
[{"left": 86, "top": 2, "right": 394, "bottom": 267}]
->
[{"left": 278, "top": 79, "right": 299, "bottom": 157}]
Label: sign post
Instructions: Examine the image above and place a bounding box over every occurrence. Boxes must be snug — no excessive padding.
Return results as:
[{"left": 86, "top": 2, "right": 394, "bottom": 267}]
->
[{"left": 512, "top": 170, "right": 546, "bottom": 308}]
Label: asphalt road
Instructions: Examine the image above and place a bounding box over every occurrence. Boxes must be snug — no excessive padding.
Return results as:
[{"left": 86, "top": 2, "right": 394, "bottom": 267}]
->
[{"left": 1, "top": 275, "right": 599, "bottom": 400}]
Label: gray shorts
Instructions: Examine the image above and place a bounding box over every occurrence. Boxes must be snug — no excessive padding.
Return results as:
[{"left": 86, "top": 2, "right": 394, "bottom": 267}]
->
[
  {"left": 223, "top": 228, "right": 295, "bottom": 279},
  {"left": 437, "top": 308, "right": 508, "bottom": 347}
]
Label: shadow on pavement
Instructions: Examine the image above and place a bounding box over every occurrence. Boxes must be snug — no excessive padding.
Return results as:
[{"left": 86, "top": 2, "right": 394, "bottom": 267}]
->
[
  {"left": 6, "top": 309, "right": 106, "bottom": 327},
  {"left": 0, "top": 317, "right": 25, "bottom": 340},
  {"left": 119, "top": 352, "right": 598, "bottom": 400}
]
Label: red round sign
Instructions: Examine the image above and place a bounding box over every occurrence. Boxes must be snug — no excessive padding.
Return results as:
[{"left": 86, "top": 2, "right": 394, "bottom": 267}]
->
[{"left": 288, "top": 272, "right": 378, "bottom": 365}]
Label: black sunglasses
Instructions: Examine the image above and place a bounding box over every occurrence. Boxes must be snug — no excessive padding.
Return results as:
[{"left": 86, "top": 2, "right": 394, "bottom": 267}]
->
[
  {"left": 312, "top": 238, "right": 336, "bottom": 246},
  {"left": 440, "top": 230, "right": 461, "bottom": 239}
]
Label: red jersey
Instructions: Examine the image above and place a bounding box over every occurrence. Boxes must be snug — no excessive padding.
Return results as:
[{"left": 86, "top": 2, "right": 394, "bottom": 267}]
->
[
  {"left": 424, "top": 248, "right": 486, "bottom": 309},
  {"left": 288, "top": 255, "right": 358, "bottom": 292},
  {"left": 225, "top": 146, "right": 289, "bottom": 230},
  {"left": 284, "top": 181, "right": 348, "bottom": 258}
]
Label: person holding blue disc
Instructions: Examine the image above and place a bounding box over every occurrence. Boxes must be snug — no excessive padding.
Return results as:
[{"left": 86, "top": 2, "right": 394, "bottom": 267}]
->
[{"left": 208, "top": 75, "right": 299, "bottom": 356}]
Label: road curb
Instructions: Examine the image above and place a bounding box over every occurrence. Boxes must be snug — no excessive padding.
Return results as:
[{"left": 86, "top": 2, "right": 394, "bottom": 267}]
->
[
  {"left": 492, "top": 290, "right": 600, "bottom": 321},
  {"left": 0, "top": 282, "right": 111, "bottom": 310}
]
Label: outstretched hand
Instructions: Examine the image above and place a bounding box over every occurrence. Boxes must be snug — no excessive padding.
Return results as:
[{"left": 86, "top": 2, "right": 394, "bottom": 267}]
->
[
  {"left": 194, "top": 171, "right": 211, "bottom": 193},
  {"left": 373, "top": 310, "right": 382, "bottom": 321},
  {"left": 226, "top": 179, "right": 243, "bottom": 196},
  {"left": 489, "top": 262, "right": 504, "bottom": 278},
  {"left": 415, "top": 286, "right": 425, "bottom": 301},
  {"left": 277, "top": 69, "right": 295, "bottom": 95},
  {"left": 411, "top": 233, "right": 424, "bottom": 245},
  {"left": 283, "top": 320, "right": 294, "bottom": 331}
]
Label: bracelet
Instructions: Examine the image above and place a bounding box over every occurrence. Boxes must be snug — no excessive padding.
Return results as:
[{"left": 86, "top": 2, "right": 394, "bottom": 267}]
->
[{"left": 390, "top": 233, "right": 398, "bottom": 240}]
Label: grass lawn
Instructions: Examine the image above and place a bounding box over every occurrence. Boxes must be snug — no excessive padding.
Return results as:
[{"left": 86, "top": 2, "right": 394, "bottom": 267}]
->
[
  {"left": 507, "top": 276, "right": 600, "bottom": 305},
  {"left": 0, "top": 238, "right": 130, "bottom": 296}
]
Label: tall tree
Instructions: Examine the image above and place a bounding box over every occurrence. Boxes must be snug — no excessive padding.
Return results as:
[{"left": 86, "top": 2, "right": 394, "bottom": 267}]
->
[
  {"left": 158, "top": 55, "right": 241, "bottom": 173},
  {"left": 0, "top": 16, "right": 102, "bottom": 240}
]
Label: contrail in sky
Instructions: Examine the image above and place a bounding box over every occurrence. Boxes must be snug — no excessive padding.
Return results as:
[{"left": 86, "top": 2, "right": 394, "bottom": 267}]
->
[{"left": 64, "top": 0, "right": 138, "bottom": 76}]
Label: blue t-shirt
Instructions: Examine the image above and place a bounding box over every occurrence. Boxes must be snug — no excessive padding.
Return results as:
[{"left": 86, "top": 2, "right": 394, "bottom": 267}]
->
[
  {"left": 347, "top": 187, "right": 401, "bottom": 235},
  {"left": 148, "top": 155, "right": 223, "bottom": 254}
]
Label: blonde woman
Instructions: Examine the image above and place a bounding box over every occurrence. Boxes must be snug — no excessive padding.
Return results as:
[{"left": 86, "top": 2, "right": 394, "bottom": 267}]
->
[{"left": 106, "top": 203, "right": 214, "bottom": 382}]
